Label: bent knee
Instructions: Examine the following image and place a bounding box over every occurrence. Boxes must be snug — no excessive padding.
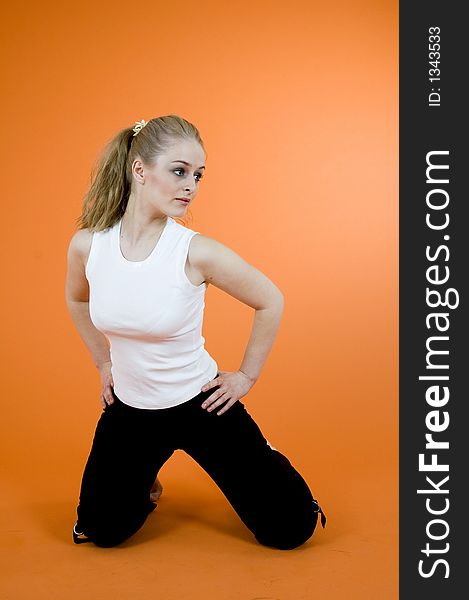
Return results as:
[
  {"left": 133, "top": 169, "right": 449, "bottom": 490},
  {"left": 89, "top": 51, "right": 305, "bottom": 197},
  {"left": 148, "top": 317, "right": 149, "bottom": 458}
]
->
[
  {"left": 79, "top": 517, "right": 147, "bottom": 548},
  {"left": 254, "top": 510, "right": 319, "bottom": 550},
  {"left": 76, "top": 500, "right": 154, "bottom": 547},
  {"left": 77, "top": 521, "right": 133, "bottom": 547}
]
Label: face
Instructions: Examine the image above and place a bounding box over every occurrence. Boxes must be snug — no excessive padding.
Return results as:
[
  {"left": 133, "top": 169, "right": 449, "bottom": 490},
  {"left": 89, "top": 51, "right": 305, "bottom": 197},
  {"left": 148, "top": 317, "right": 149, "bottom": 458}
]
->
[{"left": 131, "top": 138, "right": 206, "bottom": 217}]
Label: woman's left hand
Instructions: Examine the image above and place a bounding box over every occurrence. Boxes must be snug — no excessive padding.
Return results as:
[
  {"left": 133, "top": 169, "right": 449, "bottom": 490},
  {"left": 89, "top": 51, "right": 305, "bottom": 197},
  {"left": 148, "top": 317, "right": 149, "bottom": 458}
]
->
[{"left": 200, "top": 370, "right": 256, "bottom": 415}]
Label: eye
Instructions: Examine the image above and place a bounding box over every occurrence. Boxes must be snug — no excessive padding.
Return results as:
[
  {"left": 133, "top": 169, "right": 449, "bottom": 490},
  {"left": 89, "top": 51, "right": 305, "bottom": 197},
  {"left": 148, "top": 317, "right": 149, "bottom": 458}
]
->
[{"left": 173, "top": 168, "right": 204, "bottom": 182}]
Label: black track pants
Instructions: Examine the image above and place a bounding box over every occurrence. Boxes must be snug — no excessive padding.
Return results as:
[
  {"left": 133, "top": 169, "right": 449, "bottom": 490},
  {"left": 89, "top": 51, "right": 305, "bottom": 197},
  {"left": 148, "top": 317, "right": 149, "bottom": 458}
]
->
[{"left": 76, "top": 378, "right": 325, "bottom": 549}]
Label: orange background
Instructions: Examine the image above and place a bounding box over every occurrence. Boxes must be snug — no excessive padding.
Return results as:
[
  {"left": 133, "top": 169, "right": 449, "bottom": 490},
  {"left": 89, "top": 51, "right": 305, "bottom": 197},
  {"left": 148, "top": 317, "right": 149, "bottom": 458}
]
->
[{"left": 0, "top": 0, "right": 398, "bottom": 598}]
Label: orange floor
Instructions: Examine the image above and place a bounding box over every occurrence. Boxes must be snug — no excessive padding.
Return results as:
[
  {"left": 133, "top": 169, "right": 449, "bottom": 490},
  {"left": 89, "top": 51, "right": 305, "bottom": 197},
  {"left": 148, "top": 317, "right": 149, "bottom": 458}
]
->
[{"left": 1, "top": 448, "right": 397, "bottom": 599}]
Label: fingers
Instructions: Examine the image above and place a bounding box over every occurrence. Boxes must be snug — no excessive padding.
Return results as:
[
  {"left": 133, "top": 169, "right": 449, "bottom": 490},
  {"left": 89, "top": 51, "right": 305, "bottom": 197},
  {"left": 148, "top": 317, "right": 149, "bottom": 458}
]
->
[
  {"left": 214, "top": 398, "right": 238, "bottom": 416},
  {"left": 201, "top": 370, "right": 226, "bottom": 392},
  {"left": 101, "top": 385, "right": 114, "bottom": 408},
  {"left": 201, "top": 373, "right": 239, "bottom": 414},
  {"left": 201, "top": 390, "right": 237, "bottom": 415},
  {"left": 201, "top": 376, "right": 219, "bottom": 393},
  {"left": 201, "top": 390, "right": 226, "bottom": 410}
]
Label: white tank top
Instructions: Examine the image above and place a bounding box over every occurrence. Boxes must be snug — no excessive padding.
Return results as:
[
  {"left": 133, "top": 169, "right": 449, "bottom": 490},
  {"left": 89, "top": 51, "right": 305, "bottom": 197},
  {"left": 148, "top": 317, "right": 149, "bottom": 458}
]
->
[{"left": 85, "top": 215, "right": 218, "bottom": 409}]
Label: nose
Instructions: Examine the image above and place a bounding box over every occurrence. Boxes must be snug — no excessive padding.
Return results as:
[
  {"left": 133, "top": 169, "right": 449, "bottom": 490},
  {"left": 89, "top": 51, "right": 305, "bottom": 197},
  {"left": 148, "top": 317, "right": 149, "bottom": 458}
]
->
[{"left": 184, "top": 181, "right": 196, "bottom": 195}]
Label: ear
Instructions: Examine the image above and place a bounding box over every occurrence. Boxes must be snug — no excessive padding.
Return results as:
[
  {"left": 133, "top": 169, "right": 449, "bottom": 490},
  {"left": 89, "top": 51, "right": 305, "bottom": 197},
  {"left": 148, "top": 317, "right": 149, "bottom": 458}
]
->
[{"left": 131, "top": 158, "right": 145, "bottom": 183}]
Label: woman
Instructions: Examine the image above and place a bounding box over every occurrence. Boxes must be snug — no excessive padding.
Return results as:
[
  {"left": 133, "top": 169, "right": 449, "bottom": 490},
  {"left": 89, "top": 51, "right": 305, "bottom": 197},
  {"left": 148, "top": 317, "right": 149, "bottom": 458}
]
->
[{"left": 65, "top": 115, "right": 326, "bottom": 550}]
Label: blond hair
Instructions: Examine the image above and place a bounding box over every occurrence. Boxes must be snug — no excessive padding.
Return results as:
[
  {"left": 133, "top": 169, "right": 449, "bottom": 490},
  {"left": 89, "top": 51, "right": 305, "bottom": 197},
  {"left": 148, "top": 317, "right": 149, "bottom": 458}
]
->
[{"left": 76, "top": 114, "right": 205, "bottom": 232}]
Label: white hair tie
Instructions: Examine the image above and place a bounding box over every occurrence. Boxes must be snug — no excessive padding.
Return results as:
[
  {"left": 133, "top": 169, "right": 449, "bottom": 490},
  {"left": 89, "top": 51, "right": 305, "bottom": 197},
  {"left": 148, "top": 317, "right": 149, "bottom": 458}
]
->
[{"left": 132, "top": 119, "right": 148, "bottom": 136}]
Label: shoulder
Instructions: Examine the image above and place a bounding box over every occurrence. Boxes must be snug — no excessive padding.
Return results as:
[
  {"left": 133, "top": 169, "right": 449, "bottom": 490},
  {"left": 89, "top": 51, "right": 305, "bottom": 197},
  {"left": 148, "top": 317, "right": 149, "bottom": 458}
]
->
[
  {"left": 187, "top": 233, "right": 252, "bottom": 280},
  {"left": 188, "top": 233, "right": 232, "bottom": 264},
  {"left": 67, "top": 228, "right": 93, "bottom": 267},
  {"left": 187, "top": 233, "right": 236, "bottom": 286}
]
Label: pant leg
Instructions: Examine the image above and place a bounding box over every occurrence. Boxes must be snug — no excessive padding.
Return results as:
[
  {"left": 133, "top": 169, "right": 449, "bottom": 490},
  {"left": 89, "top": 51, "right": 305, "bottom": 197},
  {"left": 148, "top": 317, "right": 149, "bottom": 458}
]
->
[
  {"left": 76, "top": 396, "right": 175, "bottom": 547},
  {"left": 180, "top": 395, "right": 323, "bottom": 550}
]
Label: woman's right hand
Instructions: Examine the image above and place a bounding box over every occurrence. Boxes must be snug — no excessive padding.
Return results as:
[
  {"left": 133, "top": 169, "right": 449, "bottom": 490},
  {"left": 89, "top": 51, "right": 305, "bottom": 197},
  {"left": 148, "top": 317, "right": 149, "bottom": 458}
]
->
[{"left": 98, "top": 360, "right": 114, "bottom": 408}]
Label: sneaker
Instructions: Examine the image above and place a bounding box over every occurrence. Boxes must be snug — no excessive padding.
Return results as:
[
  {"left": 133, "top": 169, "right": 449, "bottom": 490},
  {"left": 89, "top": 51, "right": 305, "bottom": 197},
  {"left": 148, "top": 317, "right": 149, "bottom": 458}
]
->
[
  {"left": 73, "top": 522, "right": 91, "bottom": 544},
  {"left": 150, "top": 478, "right": 164, "bottom": 503}
]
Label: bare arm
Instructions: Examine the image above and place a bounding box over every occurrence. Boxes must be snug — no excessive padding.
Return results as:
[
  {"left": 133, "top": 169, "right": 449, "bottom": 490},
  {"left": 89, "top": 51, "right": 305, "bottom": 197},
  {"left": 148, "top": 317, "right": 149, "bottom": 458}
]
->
[
  {"left": 65, "top": 229, "right": 111, "bottom": 370},
  {"left": 238, "top": 302, "right": 284, "bottom": 383},
  {"left": 190, "top": 234, "right": 284, "bottom": 383}
]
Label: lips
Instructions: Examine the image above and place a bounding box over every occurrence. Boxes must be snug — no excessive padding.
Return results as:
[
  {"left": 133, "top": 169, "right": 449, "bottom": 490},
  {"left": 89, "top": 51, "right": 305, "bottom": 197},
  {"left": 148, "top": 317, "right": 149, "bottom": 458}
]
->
[{"left": 176, "top": 198, "right": 190, "bottom": 203}]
